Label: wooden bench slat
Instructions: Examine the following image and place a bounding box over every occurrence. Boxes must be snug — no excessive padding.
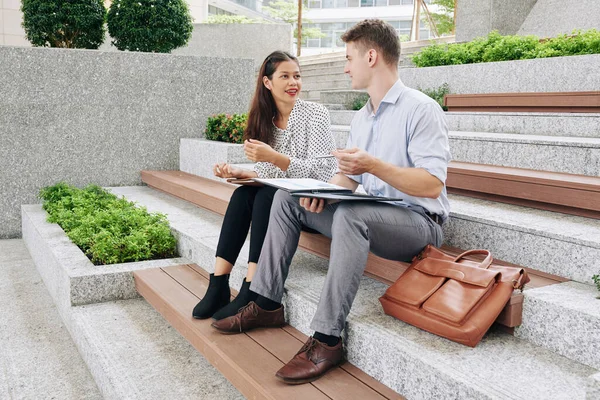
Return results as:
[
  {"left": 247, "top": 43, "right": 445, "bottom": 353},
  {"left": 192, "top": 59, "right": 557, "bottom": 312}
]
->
[
  {"left": 134, "top": 267, "right": 331, "bottom": 400},
  {"left": 159, "top": 264, "right": 402, "bottom": 400},
  {"left": 444, "top": 91, "right": 600, "bottom": 112},
  {"left": 141, "top": 170, "right": 567, "bottom": 328},
  {"left": 448, "top": 162, "right": 600, "bottom": 218}
]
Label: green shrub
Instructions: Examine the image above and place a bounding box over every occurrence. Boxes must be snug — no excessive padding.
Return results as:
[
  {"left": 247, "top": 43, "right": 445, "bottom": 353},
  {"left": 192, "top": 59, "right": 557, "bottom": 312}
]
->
[
  {"left": 204, "top": 113, "right": 248, "bottom": 144},
  {"left": 347, "top": 93, "right": 370, "bottom": 110},
  {"left": 107, "top": 0, "right": 193, "bottom": 53},
  {"left": 412, "top": 29, "right": 600, "bottom": 67},
  {"left": 419, "top": 83, "right": 450, "bottom": 111},
  {"left": 21, "top": 0, "right": 106, "bottom": 48},
  {"left": 593, "top": 274, "right": 600, "bottom": 299},
  {"left": 40, "top": 182, "right": 177, "bottom": 265}
]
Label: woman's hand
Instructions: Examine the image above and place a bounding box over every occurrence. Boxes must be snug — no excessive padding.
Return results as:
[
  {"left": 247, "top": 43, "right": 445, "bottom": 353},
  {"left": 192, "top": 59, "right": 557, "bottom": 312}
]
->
[
  {"left": 213, "top": 163, "right": 244, "bottom": 179},
  {"left": 244, "top": 139, "right": 278, "bottom": 163}
]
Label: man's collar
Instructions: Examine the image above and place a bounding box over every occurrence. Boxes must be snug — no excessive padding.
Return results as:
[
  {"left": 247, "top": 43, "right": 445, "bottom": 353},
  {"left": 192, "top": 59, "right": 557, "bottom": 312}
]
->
[{"left": 380, "top": 79, "right": 405, "bottom": 105}]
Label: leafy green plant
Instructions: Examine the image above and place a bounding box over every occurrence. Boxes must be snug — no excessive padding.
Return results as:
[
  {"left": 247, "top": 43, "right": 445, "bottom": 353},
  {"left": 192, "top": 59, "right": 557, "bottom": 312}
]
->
[
  {"left": 412, "top": 29, "right": 600, "bottom": 67},
  {"left": 107, "top": 0, "right": 193, "bottom": 53},
  {"left": 419, "top": 83, "right": 450, "bottom": 111},
  {"left": 204, "top": 113, "right": 248, "bottom": 144},
  {"left": 347, "top": 93, "right": 370, "bottom": 111},
  {"left": 40, "top": 182, "right": 177, "bottom": 265},
  {"left": 593, "top": 274, "right": 600, "bottom": 299},
  {"left": 21, "top": 0, "right": 106, "bottom": 48}
]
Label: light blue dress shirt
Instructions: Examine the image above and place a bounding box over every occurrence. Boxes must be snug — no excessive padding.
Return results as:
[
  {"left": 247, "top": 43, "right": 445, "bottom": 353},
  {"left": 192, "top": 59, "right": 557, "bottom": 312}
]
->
[{"left": 345, "top": 80, "right": 451, "bottom": 221}]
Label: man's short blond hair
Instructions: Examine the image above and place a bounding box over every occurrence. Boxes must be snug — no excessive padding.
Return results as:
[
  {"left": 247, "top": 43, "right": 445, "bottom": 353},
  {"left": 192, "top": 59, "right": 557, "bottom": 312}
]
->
[{"left": 341, "top": 19, "right": 401, "bottom": 66}]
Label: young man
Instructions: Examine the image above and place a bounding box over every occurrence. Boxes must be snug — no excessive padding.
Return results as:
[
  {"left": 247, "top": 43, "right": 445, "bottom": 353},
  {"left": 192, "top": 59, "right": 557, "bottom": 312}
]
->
[{"left": 211, "top": 19, "right": 451, "bottom": 384}]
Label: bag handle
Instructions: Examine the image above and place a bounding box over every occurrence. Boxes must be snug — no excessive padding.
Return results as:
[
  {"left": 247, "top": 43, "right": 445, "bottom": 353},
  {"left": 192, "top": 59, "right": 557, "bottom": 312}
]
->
[{"left": 453, "top": 249, "right": 493, "bottom": 269}]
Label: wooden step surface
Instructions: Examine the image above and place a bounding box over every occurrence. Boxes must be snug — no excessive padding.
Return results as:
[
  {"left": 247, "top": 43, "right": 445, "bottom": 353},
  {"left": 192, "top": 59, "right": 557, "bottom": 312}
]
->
[
  {"left": 134, "top": 264, "right": 404, "bottom": 400},
  {"left": 447, "top": 162, "right": 600, "bottom": 219},
  {"left": 444, "top": 91, "right": 600, "bottom": 113},
  {"left": 140, "top": 170, "right": 568, "bottom": 328}
]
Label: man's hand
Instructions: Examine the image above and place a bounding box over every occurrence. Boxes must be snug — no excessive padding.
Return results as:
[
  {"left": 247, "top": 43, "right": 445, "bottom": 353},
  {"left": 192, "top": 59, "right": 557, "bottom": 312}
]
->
[
  {"left": 299, "top": 197, "right": 327, "bottom": 214},
  {"left": 244, "top": 139, "right": 277, "bottom": 163},
  {"left": 333, "top": 148, "right": 377, "bottom": 175},
  {"left": 213, "top": 163, "right": 244, "bottom": 179}
]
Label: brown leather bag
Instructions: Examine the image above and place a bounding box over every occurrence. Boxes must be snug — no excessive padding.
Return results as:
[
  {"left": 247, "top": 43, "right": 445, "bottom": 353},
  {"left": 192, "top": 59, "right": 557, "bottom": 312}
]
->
[{"left": 379, "top": 245, "right": 529, "bottom": 347}]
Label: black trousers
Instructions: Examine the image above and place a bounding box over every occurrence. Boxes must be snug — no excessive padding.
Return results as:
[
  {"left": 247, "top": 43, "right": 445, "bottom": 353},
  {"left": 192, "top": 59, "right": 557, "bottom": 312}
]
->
[{"left": 215, "top": 185, "right": 279, "bottom": 265}]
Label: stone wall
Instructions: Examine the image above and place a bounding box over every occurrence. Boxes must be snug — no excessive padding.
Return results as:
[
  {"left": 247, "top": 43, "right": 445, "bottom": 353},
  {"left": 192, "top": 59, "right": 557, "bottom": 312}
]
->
[
  {"left": 400, "top": 54, "right": 600, "bottom": 94},
  {"left": 0, "top": 46, "right": 254, "bottom": 238}
]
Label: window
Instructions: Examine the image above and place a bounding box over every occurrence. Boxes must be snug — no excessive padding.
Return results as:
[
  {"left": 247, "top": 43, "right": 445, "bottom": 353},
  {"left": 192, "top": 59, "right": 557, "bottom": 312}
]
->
[
  {"left": 322, "top": 0, "right": 335, "bottom": 7},
  {"left": 375, "top": 0, "right": 387, "bottom": 6},
  {"left": 308, "top": 0, "right": 321, "bottom": 8},
  {"left": 335, "top": 0, "right": 348, "bottom": 7},
  {"left": 401, "top": 0, "right": 413, "bottom": 4},
  {"left": 360, "top": 0, "right": 374, "bottom": 6},
  {"left": 208, "top": 5, "right": 234, "bottom": 15},
  {"left": 388, "top": 0, "right": 401, "bottom": 4},
  {"left": 307, "top": 38, "right": 321, "bottom": 48},
  {"left": 348, "top": 0, "right": 360, "bottom": 6}
]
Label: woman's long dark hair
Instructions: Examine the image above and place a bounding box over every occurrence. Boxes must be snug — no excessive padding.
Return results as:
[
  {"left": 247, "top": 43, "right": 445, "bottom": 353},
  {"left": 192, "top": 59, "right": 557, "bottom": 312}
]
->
[{"left": 244, "top": 51, "right": 299, "bottom": 143}]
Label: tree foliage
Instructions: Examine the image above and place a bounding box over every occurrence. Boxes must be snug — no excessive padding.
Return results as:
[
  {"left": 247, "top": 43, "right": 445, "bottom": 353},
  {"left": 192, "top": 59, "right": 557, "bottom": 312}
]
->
[
  {"left": 427, "top": 0, "right": 454, "bottom": 36},
  {"left": 21, "top": 0, "right": 106, "bottom": 48},
  {"left": 262, "top": 0, "right": 325, "bottom": 42},
  {"left": 107, "top": 0, "right": 193, "bottom": 53}
]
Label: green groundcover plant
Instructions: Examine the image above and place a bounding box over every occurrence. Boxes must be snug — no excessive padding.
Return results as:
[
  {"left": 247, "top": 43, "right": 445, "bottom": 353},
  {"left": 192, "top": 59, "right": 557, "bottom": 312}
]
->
[
  {"left": 204, "top": 113, "right": 248, "bottom": 144},
  {"left": 412, "top": 29, "right": 600, "bottom": 67},
  {"left": 593, "top": 274, "right": 600, "bottom": 299},
  {"left": 40, "top": 183, "right": 177, "bottom": 265}
]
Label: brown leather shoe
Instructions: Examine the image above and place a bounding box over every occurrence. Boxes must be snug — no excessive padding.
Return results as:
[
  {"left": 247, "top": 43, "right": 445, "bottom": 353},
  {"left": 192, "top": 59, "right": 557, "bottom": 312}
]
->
[
  {"left": 210, "top": 301, "right": 285, "bottom": 334},
  {"left": 276, "top": 337, "right": 344, "bottom": 384}
]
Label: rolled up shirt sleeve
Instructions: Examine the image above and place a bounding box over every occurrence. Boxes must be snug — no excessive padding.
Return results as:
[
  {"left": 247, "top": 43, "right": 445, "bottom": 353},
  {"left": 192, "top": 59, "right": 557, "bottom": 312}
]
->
[
  {"left": 339, "top": 118, "right": 363, "bottom": 185},
  {"left": 254, "top": 161, "right": 286, "bottom": 179},
  {"left": 407, "top": 102, "right": 451, "bottom": 183}
]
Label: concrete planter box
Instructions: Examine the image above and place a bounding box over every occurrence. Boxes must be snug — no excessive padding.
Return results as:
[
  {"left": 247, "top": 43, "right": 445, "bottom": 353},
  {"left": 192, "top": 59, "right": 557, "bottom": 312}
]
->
[
  {"left": 400, "top": 54, "right": 600, "bottom": 94},
  {"left": 21, "top": 204, "right": 187, "bottom": 311},
  {"left": 180, "top": 138, "right": 251, "bottom": 180}
]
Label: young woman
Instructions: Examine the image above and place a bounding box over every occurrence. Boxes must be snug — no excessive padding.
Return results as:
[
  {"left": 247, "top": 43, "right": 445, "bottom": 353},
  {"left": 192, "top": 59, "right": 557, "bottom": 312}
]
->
[{"left": 192, "top": 50, "right": 337, "bottom": 320}]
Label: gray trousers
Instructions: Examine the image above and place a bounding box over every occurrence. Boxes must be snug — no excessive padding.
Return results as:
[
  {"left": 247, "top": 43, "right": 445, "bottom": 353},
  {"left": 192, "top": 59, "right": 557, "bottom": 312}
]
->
[{"left": 250, "top": 191, "right": 443, "bottom": 336}]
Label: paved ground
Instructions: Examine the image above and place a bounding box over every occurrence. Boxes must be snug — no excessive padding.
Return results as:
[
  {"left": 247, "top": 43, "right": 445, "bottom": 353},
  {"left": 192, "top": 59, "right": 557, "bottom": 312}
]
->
[{"left": 0, "top": 239, "right": 102, "bottom": 399}]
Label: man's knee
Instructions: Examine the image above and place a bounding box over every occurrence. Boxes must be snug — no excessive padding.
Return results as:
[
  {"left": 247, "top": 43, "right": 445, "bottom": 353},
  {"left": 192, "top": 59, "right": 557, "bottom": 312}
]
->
[{"left": 271, "top": 190, "right": 300, "bottom": 217}]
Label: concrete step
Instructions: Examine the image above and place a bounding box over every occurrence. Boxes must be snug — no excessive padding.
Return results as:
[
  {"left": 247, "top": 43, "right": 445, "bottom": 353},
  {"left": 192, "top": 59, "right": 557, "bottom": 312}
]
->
[
  {"left": 331, "top": 111, "right": 600, "bottom": 138},
  {"left": 446, "top": 112, "right": 600, "bottom": 138},
  {"left": 515, "top": 281, "right": 600, "bottom": 370},
  {"left": 0, "top": 239, "right": 102, "bottom": 400},
  {"left": 303, "top": 79, "right": 353, "bottom": 91},
  {"left": 449, "top": 132, "right": 600, "bottom": 177},
  {"left": 301, "top": 67, "right": 347, "bottom": 78},
  {"left": 107, "top": 186, "right": 599, "bottom": 399},
  {"left": 446, "top": 194, "right": 600, "bottom": 285},
  {"left": 21, "top": 208, "right": 244, "bottom": 399},
  {"left": 298, "top": 60, "right": 347, "bottom": 72},
  {"left": 320, "top": 90, "right": 368, "bottom": 106},
  {"left": 333, "top": 125, "right": 600, "bottom": 177}
]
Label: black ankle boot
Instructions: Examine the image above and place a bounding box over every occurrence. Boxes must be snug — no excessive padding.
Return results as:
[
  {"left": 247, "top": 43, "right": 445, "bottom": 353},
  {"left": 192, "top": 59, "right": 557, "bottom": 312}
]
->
[
  {"left": 212, "top": 278, "right": 258, "bottom": 320},
  {"left": 192, "top": 273, "right": 230, "bottom": 319}
]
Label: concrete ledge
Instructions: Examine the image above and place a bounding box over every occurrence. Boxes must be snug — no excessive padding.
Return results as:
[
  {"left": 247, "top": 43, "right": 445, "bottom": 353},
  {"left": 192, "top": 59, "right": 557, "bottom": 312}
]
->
[
  {"left": 401, "top": 54, "right": 600, "bottom": 94},
  {"left": 330, "top": 110, "right": 600, "bottom": 138},
  {"left": 180, "top": 138, "right": 249, "bottom": 180},
  {"left": 515, "top": 282, "right": 600, "bottom": 370},
  {"left": 21, "top": 204, "right": 187, "bottom": 309}
]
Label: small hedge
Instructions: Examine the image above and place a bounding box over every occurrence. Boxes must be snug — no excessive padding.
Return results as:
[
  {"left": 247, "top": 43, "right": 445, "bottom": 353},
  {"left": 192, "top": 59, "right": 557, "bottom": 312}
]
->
[
  {"left": 412, "top": 29, "right": 600, "bottom": 67},
  {"left": 21, "top": 0, "right": 106, "bottom": 49},
  {"left": 107, "top": 0, "right": 193, "bottom": 53},
  {"left": 40, "top": 183, "right": 177, "bottom": 265},
  {"left": 204, "top": 113, "right": 247, "bottom": 144}
]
